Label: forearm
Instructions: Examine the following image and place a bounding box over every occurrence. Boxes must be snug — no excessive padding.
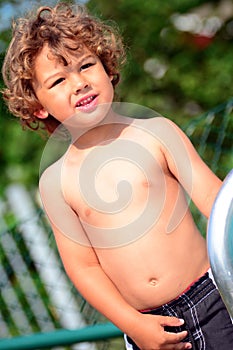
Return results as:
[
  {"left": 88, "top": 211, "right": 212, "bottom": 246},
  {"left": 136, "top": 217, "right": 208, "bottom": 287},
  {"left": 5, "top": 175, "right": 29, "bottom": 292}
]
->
[
  {"left": 71, "top": 266, "right": 191, "bottom": 349},
  {"left": 196, "top": 177, "right": 222, "bottom": 218},
  {"left": 69, "top": 265, "right": 141, "bottom": 336}
]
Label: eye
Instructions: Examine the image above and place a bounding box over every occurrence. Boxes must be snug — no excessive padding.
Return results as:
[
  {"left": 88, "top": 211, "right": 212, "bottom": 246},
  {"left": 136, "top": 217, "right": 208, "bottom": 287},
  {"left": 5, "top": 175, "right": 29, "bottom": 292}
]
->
[
  {"left": 80, "top": 62, "right": 95, "bottom": 71},
  {"left": 50, "top": 77, "right": 65, "bottom": 88}
]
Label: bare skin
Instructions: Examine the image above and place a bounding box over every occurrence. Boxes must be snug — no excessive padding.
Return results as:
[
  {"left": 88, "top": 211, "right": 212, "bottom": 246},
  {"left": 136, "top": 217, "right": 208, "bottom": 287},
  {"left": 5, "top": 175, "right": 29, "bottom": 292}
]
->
[
  {"left": 60, "top": 116, "right": 211, "bottom": 310},
  {"left": 35, "top": 46, "right": 222, "bottom": 349},
  {"left": 40, "top": 116, "right": 220, "bottom": 350}
]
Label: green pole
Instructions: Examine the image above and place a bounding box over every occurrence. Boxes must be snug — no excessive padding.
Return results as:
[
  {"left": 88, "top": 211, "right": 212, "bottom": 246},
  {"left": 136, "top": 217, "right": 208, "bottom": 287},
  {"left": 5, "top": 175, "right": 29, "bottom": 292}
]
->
[{"left": 0, "top": 323, "right": 123, "bottom": 350}]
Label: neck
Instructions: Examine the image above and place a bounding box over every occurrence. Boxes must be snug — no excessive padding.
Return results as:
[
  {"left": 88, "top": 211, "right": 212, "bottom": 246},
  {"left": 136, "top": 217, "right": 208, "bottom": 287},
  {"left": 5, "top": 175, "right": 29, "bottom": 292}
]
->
[{"left": 67, "top": 109, "right": 130, "bottom": 149}]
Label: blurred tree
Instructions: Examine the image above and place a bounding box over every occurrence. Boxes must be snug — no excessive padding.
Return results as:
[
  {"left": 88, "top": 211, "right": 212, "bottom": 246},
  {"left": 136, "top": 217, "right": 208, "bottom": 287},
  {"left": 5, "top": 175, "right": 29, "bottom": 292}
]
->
[
  {"left": 0, "top": 0, "right": 232, "bottom": 190},
  {"left": 0, "top": 0, "right": 59, "bottom": 192},
  {"left": 87, "top": 0, "right": 233, "bottom": 119}
]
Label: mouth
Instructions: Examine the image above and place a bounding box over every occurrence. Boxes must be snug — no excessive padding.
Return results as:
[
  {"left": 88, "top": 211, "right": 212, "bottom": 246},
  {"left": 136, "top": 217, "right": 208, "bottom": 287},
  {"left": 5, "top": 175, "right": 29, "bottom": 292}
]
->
[{"left": 75, "top": 95, "right": 98, "bottom": 111}]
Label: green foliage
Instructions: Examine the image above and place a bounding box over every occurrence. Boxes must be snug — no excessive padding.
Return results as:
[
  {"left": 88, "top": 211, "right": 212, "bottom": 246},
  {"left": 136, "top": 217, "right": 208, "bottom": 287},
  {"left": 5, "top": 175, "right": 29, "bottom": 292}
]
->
[
  {"left": 0, "top": 0, "right": 233, "bottom": 190},
  {"left": 88, "top": 0, "right": 233, "bottom": 116},
  {"left": 0, "top": 2, "right": 232, "bottom": 348},
  {"left": 0, "top": 95, "right": 45, "bottom": 192}
]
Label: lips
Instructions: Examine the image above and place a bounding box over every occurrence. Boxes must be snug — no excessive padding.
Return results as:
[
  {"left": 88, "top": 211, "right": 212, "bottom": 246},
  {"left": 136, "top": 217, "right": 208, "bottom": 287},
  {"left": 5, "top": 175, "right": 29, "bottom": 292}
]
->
[{"left": 75, "top": 95, "right": 98, "bottom": 111}]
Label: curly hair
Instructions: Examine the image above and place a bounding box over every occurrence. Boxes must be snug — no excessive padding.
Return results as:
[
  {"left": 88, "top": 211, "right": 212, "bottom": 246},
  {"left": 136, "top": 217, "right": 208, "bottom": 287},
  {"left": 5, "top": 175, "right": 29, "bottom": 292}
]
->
[{"left": 1, "top": 2, "right": 126, "bottom": 134}]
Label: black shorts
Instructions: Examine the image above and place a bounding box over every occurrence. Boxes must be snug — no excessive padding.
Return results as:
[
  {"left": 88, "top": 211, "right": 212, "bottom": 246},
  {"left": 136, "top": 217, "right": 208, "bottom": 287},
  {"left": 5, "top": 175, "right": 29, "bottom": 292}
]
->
[{"left": 125, "top": 271, "right": 233, "bottom": 349}]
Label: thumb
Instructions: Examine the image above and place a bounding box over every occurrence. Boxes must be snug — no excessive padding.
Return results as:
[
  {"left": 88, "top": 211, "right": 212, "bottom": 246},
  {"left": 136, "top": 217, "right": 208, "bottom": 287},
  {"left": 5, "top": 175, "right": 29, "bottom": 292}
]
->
[{"left": 160, "top": 316, "right": 185, "bottom": 327}]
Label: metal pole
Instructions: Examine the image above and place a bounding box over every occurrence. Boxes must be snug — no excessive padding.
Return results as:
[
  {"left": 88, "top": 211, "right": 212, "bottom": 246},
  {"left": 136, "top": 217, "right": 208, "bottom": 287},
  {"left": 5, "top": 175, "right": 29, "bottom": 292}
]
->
[
  {"left": 207, "top": 169, "right": 233, "bottom": 318},
  {"left": 0, "top": 323, "right": 123, "bottom": 350}
]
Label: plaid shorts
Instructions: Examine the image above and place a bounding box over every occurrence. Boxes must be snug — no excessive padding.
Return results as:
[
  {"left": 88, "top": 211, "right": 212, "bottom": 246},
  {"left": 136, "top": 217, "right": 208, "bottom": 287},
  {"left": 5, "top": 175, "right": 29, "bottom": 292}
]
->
[{"left": 125, "top": 270, "right": 233, "bottom": 349}]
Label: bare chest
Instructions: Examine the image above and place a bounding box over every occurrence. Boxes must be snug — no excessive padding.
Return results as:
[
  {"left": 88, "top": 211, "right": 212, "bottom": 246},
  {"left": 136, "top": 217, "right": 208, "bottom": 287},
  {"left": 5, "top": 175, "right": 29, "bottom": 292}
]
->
[
  {"left": 65, "top": 140, "right": 166, "bottom": 213},
  {"left": 61, "top": 137, "right": 173, "bottom": 248}
]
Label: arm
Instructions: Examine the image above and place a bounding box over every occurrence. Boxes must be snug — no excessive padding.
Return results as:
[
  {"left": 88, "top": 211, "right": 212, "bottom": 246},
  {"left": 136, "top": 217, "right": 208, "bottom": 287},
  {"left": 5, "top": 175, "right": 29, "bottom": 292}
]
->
[
  {"left": 159, "top": 118, "right": 222, "bottom": 218},
  {"left": 39, "top": 161, "right": 191, "bottom": 350},
  {"left": 53, "top": 225, "right": 190, "bottom": 349}
]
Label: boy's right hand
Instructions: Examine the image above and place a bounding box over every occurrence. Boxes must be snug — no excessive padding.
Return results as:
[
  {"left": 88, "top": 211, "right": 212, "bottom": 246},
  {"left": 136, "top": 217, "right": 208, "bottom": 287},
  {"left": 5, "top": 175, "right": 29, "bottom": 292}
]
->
[{"left": 128, "top": 313, "right": 192, "bottom": 349}]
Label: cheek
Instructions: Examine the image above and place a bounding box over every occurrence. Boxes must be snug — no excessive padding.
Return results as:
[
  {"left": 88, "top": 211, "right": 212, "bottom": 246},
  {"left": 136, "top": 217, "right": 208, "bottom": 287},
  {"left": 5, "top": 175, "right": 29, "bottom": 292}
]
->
[
  {"left": 37, "top": 91, "right": 64, "bottom": 111},
  {"left": 105, "top": 77, "right": 114, "bottom": 98}
]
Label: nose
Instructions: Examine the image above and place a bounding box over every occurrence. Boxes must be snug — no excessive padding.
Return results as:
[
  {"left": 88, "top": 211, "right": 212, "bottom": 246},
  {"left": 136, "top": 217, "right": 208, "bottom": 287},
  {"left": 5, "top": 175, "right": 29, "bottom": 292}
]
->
[{"left": 70, "top": 74, "right": 88, "bottom": 94}]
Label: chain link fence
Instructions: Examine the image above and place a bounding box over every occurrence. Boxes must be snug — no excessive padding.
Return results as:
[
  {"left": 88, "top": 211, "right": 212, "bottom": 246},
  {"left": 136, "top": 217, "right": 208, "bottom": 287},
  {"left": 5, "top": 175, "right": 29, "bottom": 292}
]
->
[{"left": 0, "top": 98, "right": 233, "bottom": 349}]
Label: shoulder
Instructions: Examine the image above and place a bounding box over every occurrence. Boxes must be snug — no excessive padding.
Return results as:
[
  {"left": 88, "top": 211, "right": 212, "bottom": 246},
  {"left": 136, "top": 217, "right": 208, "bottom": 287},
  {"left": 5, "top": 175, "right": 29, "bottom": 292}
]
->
[
  {"left": 39, "top": 157, "right": 65, "bottom": 202},
  {"left": 146, "top": 115, "right": 182, "bottom": 131},
  {"left": 131, "top": 115, "right": 186, "bottom": 144},
  {"left": 132, "top": 114, "right": 179, "bottom": 129}
]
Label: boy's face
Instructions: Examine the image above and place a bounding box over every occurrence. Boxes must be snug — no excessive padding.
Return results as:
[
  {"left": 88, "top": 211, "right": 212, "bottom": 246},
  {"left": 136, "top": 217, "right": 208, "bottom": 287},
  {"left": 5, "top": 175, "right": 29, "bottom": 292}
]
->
[{"left": 33, "top": 44, "right": 114, "bottom": 128}]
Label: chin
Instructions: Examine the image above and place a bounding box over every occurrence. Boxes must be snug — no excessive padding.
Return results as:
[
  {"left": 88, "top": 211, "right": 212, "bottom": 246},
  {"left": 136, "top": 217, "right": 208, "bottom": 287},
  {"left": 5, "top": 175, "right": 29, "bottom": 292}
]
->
[{"left": 69, "top": 104, "right": 112, "bottom": 128}]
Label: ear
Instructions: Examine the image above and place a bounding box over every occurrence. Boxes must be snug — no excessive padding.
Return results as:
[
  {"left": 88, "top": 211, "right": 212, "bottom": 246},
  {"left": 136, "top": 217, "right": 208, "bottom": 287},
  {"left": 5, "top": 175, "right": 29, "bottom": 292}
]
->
[{"left": 34, "top": 108, "right": 49, "bottom": 119}]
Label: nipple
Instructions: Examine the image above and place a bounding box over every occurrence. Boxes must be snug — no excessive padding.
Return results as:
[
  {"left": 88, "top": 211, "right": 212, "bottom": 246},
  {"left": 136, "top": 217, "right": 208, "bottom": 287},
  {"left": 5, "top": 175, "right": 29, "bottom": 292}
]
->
[
  {"left": 142, "top": 180, "right": 151, "bottom": 188},
  {"left": 85, "top": 208, "right": 91, "bottom": 217}
]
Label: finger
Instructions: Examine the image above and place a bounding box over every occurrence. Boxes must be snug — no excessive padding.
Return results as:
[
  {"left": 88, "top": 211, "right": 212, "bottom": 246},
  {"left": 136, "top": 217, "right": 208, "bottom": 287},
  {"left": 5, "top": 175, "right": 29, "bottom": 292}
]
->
[
  {"left": 165, "top": 330, "right": 189, "bottom": 343},
  {"left": 173, "top": 342, "right": 192, "bottom": 349},
  {"left": 160, "top": 316, "right": 185, "bottom": 327},
  {"left": 161, "top": 341, "right": 192, "bottom": 350}
]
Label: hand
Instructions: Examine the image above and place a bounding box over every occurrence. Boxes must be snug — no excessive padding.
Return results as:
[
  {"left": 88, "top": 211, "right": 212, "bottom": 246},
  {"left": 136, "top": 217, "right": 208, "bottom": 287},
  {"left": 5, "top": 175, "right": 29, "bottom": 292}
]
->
[{"left": 128, "top": 313, "right": 192, "bottom": 349}]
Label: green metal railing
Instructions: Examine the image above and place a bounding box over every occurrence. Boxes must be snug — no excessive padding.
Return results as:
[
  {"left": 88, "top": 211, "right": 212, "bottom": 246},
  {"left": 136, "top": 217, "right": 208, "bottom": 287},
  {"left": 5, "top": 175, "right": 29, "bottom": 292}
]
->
[
  {"left": 0, "top": 98, "right": 232, "bottom": 349},
  {"left": 0, "top": 323, "right": 123, "bottom": 350}
]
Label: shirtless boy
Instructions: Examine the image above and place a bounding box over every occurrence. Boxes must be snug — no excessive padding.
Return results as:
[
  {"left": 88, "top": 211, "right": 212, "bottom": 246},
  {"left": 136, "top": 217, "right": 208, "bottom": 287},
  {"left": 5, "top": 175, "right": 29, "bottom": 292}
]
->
[{"left": 2, "top": 3, "right": 233, "bottom": 349}]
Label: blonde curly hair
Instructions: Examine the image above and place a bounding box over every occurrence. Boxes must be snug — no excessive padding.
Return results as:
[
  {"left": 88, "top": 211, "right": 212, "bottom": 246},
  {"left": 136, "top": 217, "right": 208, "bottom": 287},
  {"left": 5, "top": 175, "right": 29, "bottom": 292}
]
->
[{"left": 2, "top": 2, "right": 125, "bottom": 133}]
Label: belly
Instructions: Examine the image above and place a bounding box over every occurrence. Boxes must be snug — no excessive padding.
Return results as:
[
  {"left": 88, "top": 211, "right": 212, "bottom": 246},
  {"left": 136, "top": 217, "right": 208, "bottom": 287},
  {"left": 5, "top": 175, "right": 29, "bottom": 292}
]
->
[
  {"left": 95, "top": 219, "right": 209, "bottom": 310},
  {"left": 78, "top": 176, "right": 167, "bottom": 249}
]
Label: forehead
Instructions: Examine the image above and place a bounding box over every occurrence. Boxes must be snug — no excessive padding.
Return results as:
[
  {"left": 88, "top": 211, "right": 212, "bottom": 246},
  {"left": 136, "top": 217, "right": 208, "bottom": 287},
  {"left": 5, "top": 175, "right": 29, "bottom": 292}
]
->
[
  {"left": 35, "top": 44, "right": 92, "bottom": 66},
  {"left": 33, "top": 44, "right": 93, "bottom": 81}
]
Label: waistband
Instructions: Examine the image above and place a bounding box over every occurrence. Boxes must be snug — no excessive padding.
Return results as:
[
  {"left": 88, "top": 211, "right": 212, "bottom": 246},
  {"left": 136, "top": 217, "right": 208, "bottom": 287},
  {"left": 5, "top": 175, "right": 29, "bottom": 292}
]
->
[{"left": 140, "top": 268, "right": 216, "bottom": 314}]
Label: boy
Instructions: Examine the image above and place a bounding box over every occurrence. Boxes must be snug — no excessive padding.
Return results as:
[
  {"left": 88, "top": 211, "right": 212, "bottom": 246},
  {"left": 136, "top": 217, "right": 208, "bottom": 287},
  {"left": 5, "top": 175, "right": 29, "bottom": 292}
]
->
[{"left": 2, "top": 3, "right": 233, "bottom": 349}]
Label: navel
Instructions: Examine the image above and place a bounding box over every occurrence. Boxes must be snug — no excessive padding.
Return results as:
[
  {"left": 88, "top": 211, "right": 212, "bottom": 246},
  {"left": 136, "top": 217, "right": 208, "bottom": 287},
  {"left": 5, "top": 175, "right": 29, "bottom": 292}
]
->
[{"left": 148, "top": 278, "right": 158, "bottom": 287}]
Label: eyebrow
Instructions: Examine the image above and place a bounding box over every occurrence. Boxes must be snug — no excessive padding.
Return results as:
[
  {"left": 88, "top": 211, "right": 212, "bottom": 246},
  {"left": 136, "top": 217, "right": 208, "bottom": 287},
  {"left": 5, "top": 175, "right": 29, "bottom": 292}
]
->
[{"left": 42, "top": 54, "right": 96, "bottom": 86}]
